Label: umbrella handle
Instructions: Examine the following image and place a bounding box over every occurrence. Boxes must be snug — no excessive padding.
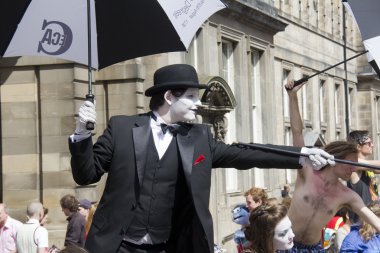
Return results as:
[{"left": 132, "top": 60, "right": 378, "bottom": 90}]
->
[{"left": 85, "top": 94, "right": 95, "bottom": 130}]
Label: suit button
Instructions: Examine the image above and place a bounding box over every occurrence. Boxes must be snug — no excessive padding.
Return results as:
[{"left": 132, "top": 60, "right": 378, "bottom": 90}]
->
[
  {"left": 152, "top": 194, "right": 156, "bottom": 199},
  {"left": 131, "top": 203, "right": 137, "bottom": 210}
]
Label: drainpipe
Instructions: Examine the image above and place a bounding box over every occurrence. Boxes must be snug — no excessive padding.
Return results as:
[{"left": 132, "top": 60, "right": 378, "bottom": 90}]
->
[{"left": 35, "top": 66, "right": 43, "bottom": 203}]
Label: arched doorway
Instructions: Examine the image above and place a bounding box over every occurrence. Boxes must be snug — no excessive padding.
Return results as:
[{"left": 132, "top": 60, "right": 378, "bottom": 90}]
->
[{"left": 198, "top": 76, "right": 236, "bottom": 141}]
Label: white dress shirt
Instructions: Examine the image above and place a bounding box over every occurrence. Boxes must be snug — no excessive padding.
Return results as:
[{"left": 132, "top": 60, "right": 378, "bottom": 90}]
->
[
  {"left": 150, "top": 111, "right": 175, "bottom": 159},
  {"left": 71, "top": 112, "right": 176, "bottom": 245}
]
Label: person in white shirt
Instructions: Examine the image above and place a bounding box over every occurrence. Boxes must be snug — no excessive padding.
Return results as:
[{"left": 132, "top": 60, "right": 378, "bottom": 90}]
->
[
  {"left": 16, "top": 202, "right": 49, "bottom": 253},
  {"left": 0, "top": 203, "right": 22, "bottom": 253}
]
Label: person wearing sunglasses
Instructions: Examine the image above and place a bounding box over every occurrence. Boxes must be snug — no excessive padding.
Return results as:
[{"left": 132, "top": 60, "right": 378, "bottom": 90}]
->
[{"left": 348, "top": 130, "right": 380, "bottom": 223}]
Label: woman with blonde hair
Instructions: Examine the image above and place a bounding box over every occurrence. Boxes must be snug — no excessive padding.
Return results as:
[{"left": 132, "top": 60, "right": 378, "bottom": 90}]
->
[
  {"left": 84, "top": 204, "right": 97, "bottom": 239},
  {"left": 78, "top": 199, "right": 97, "bottom": 240},
  {"left": 244, "top": 204, "right": 294, "bottom": 253},
  {"left": 340, "top": 201, "right": 380, "bottom": 252}
]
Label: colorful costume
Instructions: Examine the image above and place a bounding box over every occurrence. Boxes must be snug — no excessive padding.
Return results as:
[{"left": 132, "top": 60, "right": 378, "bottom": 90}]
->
[
  {"left": 232, "top": 204, "right": 251, "bottom": 253},
  {"left": 323, "top": 215, "right": 345, "bottom": 250}
]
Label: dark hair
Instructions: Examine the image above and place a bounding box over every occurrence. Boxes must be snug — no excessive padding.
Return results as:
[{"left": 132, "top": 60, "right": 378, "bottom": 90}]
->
[
  {"left": 60, "top": 194, "right": 79, "bottom": 212},
  {"left": 335, "top": 206, "right": 350, "bottom": 223},
  {"left": 323, "top": 141, "right": 358, "bottom": 160},
  {"left": 149, "top": 88, "right": 187, "bottom": 110},
  {"left": 245, "top": 204, "right": 288, "bottom": 253},
  {"left": 348, "top": 130, "right": 370, "bottom": 145}
]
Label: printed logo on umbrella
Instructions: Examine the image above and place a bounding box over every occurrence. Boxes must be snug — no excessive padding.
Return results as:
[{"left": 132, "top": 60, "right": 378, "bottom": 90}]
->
[
  {"left": 38, "top": 19, "right": 73, "bottom": 56},
  {"left": 3, "top": 0, "right": 225, "bottom": 70}
]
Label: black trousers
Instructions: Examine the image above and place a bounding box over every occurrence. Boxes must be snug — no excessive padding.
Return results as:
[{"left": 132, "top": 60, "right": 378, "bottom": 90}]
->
[{"left": 117, "top": 241, "right": 167, "bottom": 253}]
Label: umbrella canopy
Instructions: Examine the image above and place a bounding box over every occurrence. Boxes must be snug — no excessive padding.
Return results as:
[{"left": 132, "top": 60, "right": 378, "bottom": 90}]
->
[
  {"left": 343, "top": 0, "right": 380, "bottom": 78},
  {"left": 0, "top": 0, "right": 226, "bottom": 70}
]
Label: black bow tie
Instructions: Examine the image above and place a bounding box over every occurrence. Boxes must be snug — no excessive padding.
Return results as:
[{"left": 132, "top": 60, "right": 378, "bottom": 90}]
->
[{"left": 160, "top": 123, "right": 178, "bottom": 134}]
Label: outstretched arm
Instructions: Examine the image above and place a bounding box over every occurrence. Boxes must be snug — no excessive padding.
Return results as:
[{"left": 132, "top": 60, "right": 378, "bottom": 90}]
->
[{"left": 350, "top": 191, "right": 380, "bottom": 232}]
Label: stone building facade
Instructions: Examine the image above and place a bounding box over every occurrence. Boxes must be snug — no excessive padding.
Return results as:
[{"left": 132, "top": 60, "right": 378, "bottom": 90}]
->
[{"left": 0, "top": 0, "right": 379, "bottom": 251}]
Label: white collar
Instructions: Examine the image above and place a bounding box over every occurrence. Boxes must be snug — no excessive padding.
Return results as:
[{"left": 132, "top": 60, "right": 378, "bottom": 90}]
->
[{"left": 26, "top": 218, "right": 40, "bottom": 224}]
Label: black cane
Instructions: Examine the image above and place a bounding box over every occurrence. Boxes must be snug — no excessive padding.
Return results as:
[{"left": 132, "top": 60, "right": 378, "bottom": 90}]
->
[
  {"left": 237, "top": 142, "right": 380, "bottom": 171},
  {"left": 291, "top": 50, "right": 369, "bottom": 87}
]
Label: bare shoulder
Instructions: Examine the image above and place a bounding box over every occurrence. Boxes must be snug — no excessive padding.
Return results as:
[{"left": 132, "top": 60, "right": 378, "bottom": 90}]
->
[{"left": 339, "top": 182, "right": 361, "bottom": 203}]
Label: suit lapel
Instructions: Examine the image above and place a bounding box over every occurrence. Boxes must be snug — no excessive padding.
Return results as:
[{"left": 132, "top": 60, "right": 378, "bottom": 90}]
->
[
  {"left": 177, "top": 129, "right": 195, "bottom": 188},
  {"left": 133, "top": 116, "right": 151, "bottom": 187}
]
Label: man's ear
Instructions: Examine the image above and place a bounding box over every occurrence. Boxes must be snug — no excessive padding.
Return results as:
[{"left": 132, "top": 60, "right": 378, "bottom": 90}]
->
[{"left": 164, "top": 90, "right": 173, "bottom": 105}]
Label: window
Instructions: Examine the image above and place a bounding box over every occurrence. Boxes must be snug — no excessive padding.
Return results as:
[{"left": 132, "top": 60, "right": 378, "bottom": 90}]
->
[
  {"left": 284, "top": 126, "right": 293, "bottom": 183},
  {"left": 336, "top": 131, "right": 341, "bottom": 141},
  {"left": 319, "top": 79, "right": 327, "bottom": 123},
  {"left": 334, "top": 83, "right": 342, "bottom": 125},
  {"left": 284, "top": 126, "right": 291, "bottom": 146},
  {"left": 222, "top": 40, "right": 238, "bottom": 192},
  {"left": 283, "top": 69, "right": 291, "bottom": 118},
  {"left": 349, "top": 87, "right": 354, "bottom": 124},
  {"left": 301, "top": 75, "right": 312, "bottom": 122},
  {"left": 222, "top": 41, "right": 235, "bottom": 84},
  {"left": 250, "top": 49, "right": 263, "bottom": 142}
]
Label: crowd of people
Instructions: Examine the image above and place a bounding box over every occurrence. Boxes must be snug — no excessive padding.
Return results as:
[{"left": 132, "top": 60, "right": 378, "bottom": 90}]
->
[
  {"left": 226, "top": 79, "right": 380, "bottom": 253},
  {"left": 69, "top": 64, "right": 336, "bottom": 253},
  {"left": 0, "top": 194, "right": 97, "bottom": 253},
  {"left": 2, "top": 64, "right": 380, "bottom": 253}
]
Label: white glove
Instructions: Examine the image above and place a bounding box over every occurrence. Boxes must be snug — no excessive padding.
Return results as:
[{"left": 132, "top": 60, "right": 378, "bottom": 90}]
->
[
  {"left": 75, "top": 101, "right": 96, "bottom": 135},
  {"left": 300, "top": 147, "right": 336, "bottom": 170}
]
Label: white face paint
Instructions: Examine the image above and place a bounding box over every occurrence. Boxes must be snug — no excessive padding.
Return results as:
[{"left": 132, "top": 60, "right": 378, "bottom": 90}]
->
[
  {"left": 273, "top": 216, "right": 294, "bottom": 251},
  {"left": 169, "top": 88, "right": 202, "bottom": 122}
]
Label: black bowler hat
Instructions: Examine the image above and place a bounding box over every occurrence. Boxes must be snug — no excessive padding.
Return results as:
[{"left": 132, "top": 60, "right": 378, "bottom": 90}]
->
[{"left": 145, "top": 64, "right": 208, "bottom": 97}]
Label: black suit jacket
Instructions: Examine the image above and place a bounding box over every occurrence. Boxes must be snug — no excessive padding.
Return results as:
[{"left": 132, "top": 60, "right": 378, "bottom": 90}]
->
[{"left": 69, "top": 113, "right": 301, "bottom": 253}]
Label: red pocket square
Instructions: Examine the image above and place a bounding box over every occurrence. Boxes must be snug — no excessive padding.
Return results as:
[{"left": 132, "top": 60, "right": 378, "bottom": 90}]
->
[{"left": 194, "top": 154, "right": 205, "bottom": 165}]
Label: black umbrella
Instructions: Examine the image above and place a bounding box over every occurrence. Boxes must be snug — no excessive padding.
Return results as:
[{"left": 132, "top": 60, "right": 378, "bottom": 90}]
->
[
  {"left": 0, "top": 0, "right": 226, "bottom": 128},
  {"left": 0, "top": 0, "right": 225, "bottom": 69},
  {"left": 292, "top": 0, "right": 380, "bottom": 87},
  {"left": 343, "top": 0, "right": 380, "bottom": 79}
]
